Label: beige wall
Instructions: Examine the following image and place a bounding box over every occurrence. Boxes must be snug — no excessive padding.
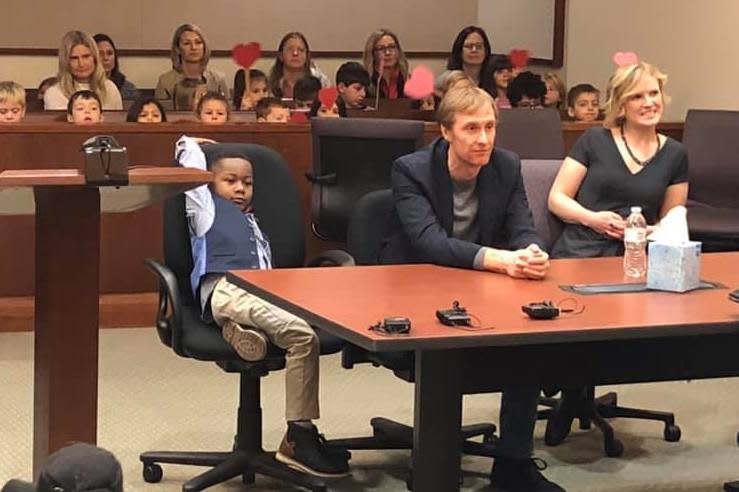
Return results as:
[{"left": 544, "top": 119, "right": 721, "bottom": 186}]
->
[{"left": 564, "top": 0, "right": 739, "bottom": 121}]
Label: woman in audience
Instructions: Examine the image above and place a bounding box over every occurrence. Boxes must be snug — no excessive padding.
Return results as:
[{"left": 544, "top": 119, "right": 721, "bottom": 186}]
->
[
  {"left": 543, "top": 72, "right": 566, "bottom": 111},
  {"left": 442, "top": 26, "right": 493, "bottom": 89},
  {"left": 93, "top": 33, "right": 138, "bottom": 100},
  {"left": 44, "top": 31, "right": 123, "bottom": 110},
  {"left": 548, "top": 60, "right": 688, "bottom": 259},
  {"left": 482, "top": 55, "right": 514, "bottom": 109},
  {"left": 362, "top": 29, "right": 409, "bottom": 99},
  {"left": 268, "top": 32, "right": 330, "bottom": 99},
  {"left": 155, "top": 24, "right": 228, "bottom": 108},
  {"left": 126, "top": 97, "right": 167, "bottom": 123}
]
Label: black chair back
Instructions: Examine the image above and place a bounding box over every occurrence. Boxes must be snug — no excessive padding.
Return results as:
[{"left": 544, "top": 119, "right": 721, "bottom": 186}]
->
[
  {"left": 346, "top": 189, "right": 393, "bottom": 265},
  {"left": 520, "top": 159, "right": 565, "bottom": 252},
  {"left": 497, "top": 108, "right": 565, "bottom": 160},
  {"left": 309, "top": 117, "right": 424, "bottom": 241}
]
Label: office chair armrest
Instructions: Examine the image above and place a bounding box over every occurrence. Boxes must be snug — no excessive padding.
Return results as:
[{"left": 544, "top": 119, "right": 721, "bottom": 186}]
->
[
  {"left": 143, "top": 258, "right": 186, "bottom": 356},
  {"left": 304, "top": 172, "right": 337, "bottom": 185},
  {"left": 306, "top": 249, "right": 356, "bottom": 267}
]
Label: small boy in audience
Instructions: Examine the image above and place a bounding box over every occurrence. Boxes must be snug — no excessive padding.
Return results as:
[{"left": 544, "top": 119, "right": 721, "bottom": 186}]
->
[
  {"left": 237, "top": 69, "right": 270, "bottom": 111},
  {"left": 0, "top": 81, "right": 26, "bottom": 123},
  {"left": 567, "top": 83, "right": 601, "bottom": 122},
  {"left": 196, "top": 91, "right": 230, "bottom": 125},
  {"left": 256, "top": 97, "right": 290, "bottom": 123},
  {"left": 335, "top": 62, "right": 369, "bottom": 109},
  {"left": 67, "top": 90, "right": 103, "bottom": 125},
  {"left": 507, "top": 71, "right": 547, "bottom": 109},
  {"left": 293, "top": 76, "right": 322, "bottom": 109}
]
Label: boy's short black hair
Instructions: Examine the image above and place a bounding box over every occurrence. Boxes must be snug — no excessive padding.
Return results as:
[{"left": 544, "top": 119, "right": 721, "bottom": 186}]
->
[
  {"left": 309, "top": 97, "right": 347, "bottom": 118},
  {"left": 255, "top": 97, "right": 287, "bottom": 119},
  {"left": 335, "top": 62, "right": 370, "bottom": 89},
  {"left": 293, "top": 76, "right": 322, "bottom": 104},
  {"left": 67, "top": 90, "right": 102, "bottom": 114},
  {"left": 567, "top": 83, "right": 600, "bottom": 108},
  {"left": 506, "top": 71, "right": 546, "bottom": 107}
]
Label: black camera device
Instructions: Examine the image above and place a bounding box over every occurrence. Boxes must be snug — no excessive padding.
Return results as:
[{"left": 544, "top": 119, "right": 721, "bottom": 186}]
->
[
  {"left": 436, "top": 301, "right": 471, "bottom": 326},
  {"left": 370, "top": 317, "right": 411, "bottom": 335},
  {"left": 82, "top": 135, "right": 129, "bottom": 186},
  {"left": 522, "top": 301, "right": 560, "bottom": 320}
]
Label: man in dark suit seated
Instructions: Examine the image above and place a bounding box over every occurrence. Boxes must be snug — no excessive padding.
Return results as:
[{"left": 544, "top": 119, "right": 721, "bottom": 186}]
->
[{"left": 381, "top": 86, "right": 563, "bottom": 492}]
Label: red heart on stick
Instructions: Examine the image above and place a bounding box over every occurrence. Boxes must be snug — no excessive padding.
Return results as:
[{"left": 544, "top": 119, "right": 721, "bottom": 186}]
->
[
  {"left": 403, "top": 65, "right": 434, "bottom": 100},
  {"left": 289, "top": 111, "right": 308, "bottom": 124},
  {"left": 232, "top": 42, "right": 261, "bottom": 69},
  {"left": 318, "top": 87, "right": 339, "bottom": 109},
  {"left": 509, "top": 49, "right": 530, "bottom": 69}
]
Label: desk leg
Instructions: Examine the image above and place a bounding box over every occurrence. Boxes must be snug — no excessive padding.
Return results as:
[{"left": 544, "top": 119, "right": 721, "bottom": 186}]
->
[
  {"left": 33, "top": 187, "right": 100, "bottom": 473},
  {"left": 412, "top": 349, "right": 462, "bottom": 492}
]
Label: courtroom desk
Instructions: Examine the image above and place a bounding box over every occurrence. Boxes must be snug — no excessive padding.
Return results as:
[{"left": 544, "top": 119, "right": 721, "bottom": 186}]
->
[{"left": 228, "top": 253, "right": 739, "bottom": 492}]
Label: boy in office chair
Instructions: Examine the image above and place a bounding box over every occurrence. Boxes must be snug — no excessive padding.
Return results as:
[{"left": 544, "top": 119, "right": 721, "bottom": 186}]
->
[{"left": 176, "top": 136, "right": 350, "bottom": 478}]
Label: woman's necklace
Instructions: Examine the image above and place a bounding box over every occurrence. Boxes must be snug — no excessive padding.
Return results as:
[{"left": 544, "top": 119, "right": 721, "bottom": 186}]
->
[{"left": 620, "top": 121, "right": 660, "bottom": 167}]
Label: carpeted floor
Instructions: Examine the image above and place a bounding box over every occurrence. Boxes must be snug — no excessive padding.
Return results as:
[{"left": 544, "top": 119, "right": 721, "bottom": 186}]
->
[{"left": 1, "top": 328, "right": 737, "bottom": 491}]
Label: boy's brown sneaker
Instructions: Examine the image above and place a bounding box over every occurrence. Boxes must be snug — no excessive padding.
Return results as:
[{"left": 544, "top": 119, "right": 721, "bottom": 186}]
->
[
  {"left": 276, "top": 423, "right": 350, "bottom": 478},
  {"left": 221, "top": 320, "right": 268, "bottom": 361}
]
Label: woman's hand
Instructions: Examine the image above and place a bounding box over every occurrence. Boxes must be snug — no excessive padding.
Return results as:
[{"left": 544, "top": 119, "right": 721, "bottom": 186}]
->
[{"left": 584, "top": 211, "right": 625, "bottom": 239}]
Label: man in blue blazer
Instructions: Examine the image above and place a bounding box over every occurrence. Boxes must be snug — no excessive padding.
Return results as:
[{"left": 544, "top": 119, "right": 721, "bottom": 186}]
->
[{"left": 381, "top": 86, "right": 563, "bottom": 492}]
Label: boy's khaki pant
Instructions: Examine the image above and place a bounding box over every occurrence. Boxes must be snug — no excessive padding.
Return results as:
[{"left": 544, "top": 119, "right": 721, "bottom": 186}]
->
[{"left": 210, "top": 278, "right": 319, "bottom": 421}]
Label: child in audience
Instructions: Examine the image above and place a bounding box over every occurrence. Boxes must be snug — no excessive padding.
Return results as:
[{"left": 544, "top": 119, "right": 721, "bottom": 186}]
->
[
  {"left": 543, "top": 72, "right": 566, "bottom": 110},
  {"left": 67, "top": 90, "right": 103, "bottom": 124},
  {"left": 175, "top": 136, "right": 350, "bottom": 477},
  {"left": 37, "top": 77, "right": 58, "bottom": 101},
  {"left": 567, "top": 83, "right": 601, "bottom": 122},
  {"left": 126, "top": 97, "right": 167, "bottom": 123},
  {"left": 233, "top": 69, "right": 269, "bottom": 110},
  {"left": 335, "top": 62, "right": 369, "bottom": 109},
  {"left": 256, "top": 97, "right": 289, "bottom": 123},
  {"left": 507, "top": 71, "right": 547, "bottom": 108},
  {"left": 196, "top": 91, "right": 230, "bottom": 125},
  {"left": 485, "top": 55, "right": 514, "bottom": 108},
  {"left": 0, "top": 81, "right": 27, "bottom": 123},
  {"left": 309, "top": 98, "right": 345, "bottom": 118},
  {"left": 293, "top": 76, "right": 322, "bottom": 109}
]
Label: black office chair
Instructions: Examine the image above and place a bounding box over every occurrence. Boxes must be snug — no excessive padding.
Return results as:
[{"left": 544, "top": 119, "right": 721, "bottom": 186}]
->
[
  {"left": 724, "top": 296, "right": 739, "bottom": 491},
  {"left": 519, "top": 159, "right": 681, "bottom": 457},
  {"left": 328, "top": 189, "right": 498, "bottom": 489},
  {"left": 307, "top": 117, "right": 425, "bottom": 242},
  {"left": 682, "top": 109, "right": 739, "bottom": 252},
  {"left": 139, "top": 143, "right": 350, "bottom": 492},
  {"left": 496, "top": 108, "right": 566, "bottom": 160}
]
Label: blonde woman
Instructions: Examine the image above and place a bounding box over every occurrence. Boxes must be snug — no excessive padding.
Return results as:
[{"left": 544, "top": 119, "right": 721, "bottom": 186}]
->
[
  {"left": 542, "top": 72, "right": 566, "bottom": 110},
  {"left": 548, "top": 61, "right": 688, "bottom": 259},
  {"left": 43, "top": 31, "right": 122, "bottom": 110},
  {"left": 154, "top": 24, "right": 228, "bottom": 109},
  {"left": 362, "top": 29, "right": 409, "bottom": 99}
]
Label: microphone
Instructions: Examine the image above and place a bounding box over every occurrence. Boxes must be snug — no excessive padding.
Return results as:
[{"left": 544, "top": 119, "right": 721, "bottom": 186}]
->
[{"left": 375, "top": 58, "right": 384, "bottom": 110}]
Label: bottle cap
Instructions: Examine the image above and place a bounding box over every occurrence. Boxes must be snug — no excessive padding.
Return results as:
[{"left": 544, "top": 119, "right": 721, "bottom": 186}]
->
[{"left": 630, "top": 206, "right": 642, "bottom": 213}]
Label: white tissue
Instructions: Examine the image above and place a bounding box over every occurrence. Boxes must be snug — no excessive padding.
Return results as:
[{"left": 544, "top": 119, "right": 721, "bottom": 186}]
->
[{"left": 647, "top": 205, "right": 690, "bottom": 244}]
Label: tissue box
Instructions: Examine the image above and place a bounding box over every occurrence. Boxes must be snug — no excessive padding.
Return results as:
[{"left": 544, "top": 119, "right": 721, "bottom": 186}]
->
[{"left": 647, "top": 241, "right": 702, "bottom": 292}]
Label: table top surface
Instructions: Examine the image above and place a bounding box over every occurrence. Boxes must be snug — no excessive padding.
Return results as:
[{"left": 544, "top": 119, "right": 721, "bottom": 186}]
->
[
  {"left": 0, "top": 166, "right": 210, "bottom": 186},
  {"left": 228, "top": 252, "right": 739, "bottom": 351}
]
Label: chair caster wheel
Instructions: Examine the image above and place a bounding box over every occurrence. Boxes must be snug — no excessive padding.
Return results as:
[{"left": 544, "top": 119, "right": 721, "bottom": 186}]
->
[
  {"left": 664, "top": 424, "right": 681, "bottom": 442},
  {"left": 142, "top": 463, "right": 163, "bottom": 483},
  {"left": 604, "top": 438, "right": 624, "bottom": 457}
]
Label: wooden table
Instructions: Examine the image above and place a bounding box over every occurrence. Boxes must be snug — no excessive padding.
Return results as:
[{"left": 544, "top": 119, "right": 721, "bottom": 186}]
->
[
  {"left": 228, "top": 253, "right": 739, "bottom": 492},
  {"left": 0, "top": 167, "right": 210, "bottom": 473}
]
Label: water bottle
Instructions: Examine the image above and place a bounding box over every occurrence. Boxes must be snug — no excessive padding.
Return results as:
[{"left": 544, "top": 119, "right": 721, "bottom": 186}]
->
[{"left": 623, "top": 206, "right": 647, "bottom": 278}]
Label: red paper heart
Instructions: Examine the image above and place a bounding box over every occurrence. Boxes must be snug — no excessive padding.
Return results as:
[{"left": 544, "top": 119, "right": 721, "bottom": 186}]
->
[
  {"left": 403, "top": 65, "right": 434, "bottom": 100},
  {"left": 612, "top": 51, "right": 638, "bottom": 67},
  {"left": 509, "top": 49, "right": 530, "bottom": 69},
  {"left": 318, "top": 87, "right": 338, "bottom": 109},
  {"left": 289, "top": 111, "right": 308, "bottom": 123},
  {"left": 232, "top": 42, "right": 261, "bottom": 69}
]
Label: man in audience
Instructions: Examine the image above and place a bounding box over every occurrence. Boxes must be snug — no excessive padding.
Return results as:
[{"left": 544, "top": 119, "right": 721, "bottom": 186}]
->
[
  {"left": 67, "top": 90, "right": 103, "bottom": 124},
  {"left": 381, "top": 86, "right": 564, "bottom": 492},
  {"left": 566, "top": 83, "right": 601, "bottom": 122},
  {"left": 335, "top": 62, "right": 370, "bottom": 109},
  {"left": 507, "top": 71, "right": 547, "bottom": 109},
  {"left": 256, "top": 97, "right": 290, "bottom": 123},
  {"left": 0, "top": 81, "right": 26, "bottom": 123}
]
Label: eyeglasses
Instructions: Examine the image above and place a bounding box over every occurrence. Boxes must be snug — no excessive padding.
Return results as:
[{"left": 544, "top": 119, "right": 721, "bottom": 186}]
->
[
  {"left": 463, "top": 42, "right": 485, "bottom": 52},
  {"left": 374, "top": 44, "right": 398, "bottom": 54},
  {"left": 283, "top": 46, "right": 306, "bottom": 55}
]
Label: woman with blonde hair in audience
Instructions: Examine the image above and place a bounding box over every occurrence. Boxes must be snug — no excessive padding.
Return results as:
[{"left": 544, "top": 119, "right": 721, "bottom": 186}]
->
[
  {"left": 363, "top": 29, "right": 409, "bottom": 99},
  {"left": 154, "top": 24, "right": 228, "bottom": 109},
  {"left": 94, "top": 33, "right": 138, "bottom": 100},
  {"left": 44, "top": 30, "right": 122, "bottom": 110},
  {"left": 268, "top": 32, "right": 330, "bottom": 99}
]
